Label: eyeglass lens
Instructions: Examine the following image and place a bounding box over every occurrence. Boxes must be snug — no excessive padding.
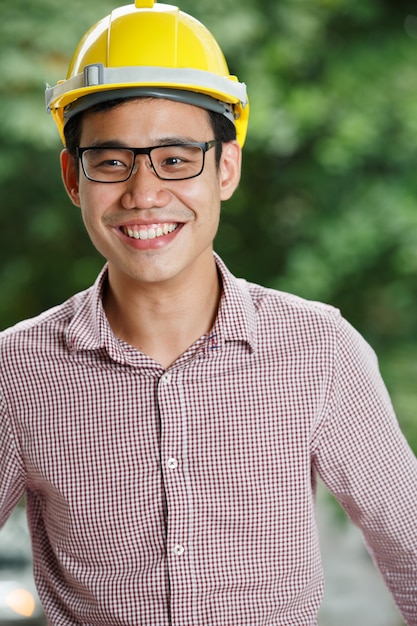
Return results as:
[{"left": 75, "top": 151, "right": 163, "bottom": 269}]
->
[{"left": 81, "top": 144, "right": 208, "bottom": 182}]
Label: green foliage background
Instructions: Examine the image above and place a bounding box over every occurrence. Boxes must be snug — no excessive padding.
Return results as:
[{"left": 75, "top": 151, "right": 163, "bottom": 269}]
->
[{"left": 1, "top": 0, "right": 417, "bottom": 451}]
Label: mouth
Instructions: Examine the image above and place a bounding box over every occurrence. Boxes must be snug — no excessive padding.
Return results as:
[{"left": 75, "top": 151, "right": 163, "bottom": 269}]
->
[{"left": 121, "top": 223, "right": 179, "bottom": 241}]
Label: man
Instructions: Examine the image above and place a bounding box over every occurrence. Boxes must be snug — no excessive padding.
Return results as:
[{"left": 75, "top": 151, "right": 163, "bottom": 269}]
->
[{"left": 1, "top": 1, "right": 416, "bottom": 624}]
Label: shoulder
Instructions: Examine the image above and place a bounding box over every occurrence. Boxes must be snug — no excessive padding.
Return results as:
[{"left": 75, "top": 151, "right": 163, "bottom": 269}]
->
[
  {"left": 216, "top": 255, "right": 349, "bottom": 354},
  {"left": 218, "top": 254, "right": 339, "bottom": 325},
  {"left": 244, "top": 278, "right": 342, "bottom": 332},
  {"left": 243, "top": 279, "right": 376, "bottom": 366},
  {"left": 0, "top": 266, "right": 108, "bottom": 360},
  {"left": 0, "top": 288, "right": 92, "bottom": 358}
]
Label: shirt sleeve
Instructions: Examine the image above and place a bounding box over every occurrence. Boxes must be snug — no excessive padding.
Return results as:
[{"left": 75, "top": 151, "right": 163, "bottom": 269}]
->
[
  {"left": 313, "top": 313, "right": 417, "bottom": 626},
  {"left": 0, "top": 393, "right": 26, "bottom": 528}
]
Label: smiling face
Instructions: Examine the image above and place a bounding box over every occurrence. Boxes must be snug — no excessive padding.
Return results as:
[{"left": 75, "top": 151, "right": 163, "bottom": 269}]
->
[{"left": 61, "top": 98, "right": 241, "bottom": 293}]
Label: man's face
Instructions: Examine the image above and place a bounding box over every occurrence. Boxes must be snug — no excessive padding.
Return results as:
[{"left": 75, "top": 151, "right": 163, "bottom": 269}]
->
[{"left": 61, "top": 98, "right": 241, "bottom": 290}]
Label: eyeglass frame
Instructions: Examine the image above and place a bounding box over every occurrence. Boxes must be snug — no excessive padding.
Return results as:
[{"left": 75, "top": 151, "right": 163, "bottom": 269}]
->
[{"left": 76, "top": 140, "right": 219, "bottom": 183}]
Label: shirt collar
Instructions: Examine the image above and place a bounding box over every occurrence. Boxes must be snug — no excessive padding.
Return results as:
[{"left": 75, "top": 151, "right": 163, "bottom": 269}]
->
[
  {"left": 213, "top": 254, "right": 257, "bottom": 352},
  {"left": 66, "top": 254, "right": 258, "bottom": 361},
  {"left": 66, "top": 267, "right": 127, "bottom": 363}
]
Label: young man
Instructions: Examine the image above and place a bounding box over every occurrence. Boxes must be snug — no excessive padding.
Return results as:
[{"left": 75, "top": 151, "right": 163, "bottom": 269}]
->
[{"left": 1, "top": 1, "right": 416, "bottom": 625}]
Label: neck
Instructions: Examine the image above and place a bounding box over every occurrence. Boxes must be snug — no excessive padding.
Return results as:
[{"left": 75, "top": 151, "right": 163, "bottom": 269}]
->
[{"left": 103, "top": 256, "right": 221, "bottom": 369}]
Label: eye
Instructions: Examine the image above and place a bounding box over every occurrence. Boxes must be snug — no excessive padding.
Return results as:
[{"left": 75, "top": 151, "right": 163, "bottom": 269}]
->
[
  {"left": 92, "top": 158, "right": 117, "bottom": 168},
  {"left": 154, "top": 145, "right": 201, "bottom": 177},
  {"left": 158, "top": 151, "right": 192, "bottom": 170},
  {"left": 81, "top": 148, "right": 134, "bottom": 182},
  {"left": 95, "top": 151, "right": 130, "bottom": 169},
  {"left": 162, "top": 156, "right": 186, "bottom": 167},
  {"left": 85, "top": 149, "right": 131, "bottom": 170}
]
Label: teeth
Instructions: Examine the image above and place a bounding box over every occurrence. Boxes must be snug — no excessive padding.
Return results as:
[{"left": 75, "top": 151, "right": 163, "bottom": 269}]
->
[{"left": 124, "top": 223, "right": 178, "bottom": 240}]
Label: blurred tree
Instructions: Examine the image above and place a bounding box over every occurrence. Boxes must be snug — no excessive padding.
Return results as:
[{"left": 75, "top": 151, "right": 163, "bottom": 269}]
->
[
  {"left": 1, "top": 0, "right": 417, "bottom": 450},
  {"left": 0, "top": 0, "right": 116, "bottom": 323}
]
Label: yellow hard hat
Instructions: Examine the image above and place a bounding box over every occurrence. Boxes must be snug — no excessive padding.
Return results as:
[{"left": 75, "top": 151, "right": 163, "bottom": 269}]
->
[{"left": 46, "top": 0, "right": 249, "bottom": 146}]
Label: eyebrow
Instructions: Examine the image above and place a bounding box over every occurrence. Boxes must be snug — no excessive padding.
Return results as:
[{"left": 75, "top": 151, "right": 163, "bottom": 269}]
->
[{"left": 85, "top": 136, "right": 200, "bottom": 149}]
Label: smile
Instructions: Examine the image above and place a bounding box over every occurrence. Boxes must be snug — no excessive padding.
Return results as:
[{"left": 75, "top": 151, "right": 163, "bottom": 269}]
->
[{"left": 121, "top": 223, "right": 179, "bottom": 240}]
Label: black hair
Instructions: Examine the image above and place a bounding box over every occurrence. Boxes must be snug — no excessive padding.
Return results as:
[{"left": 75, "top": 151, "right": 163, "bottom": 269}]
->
[{"left": 63, "top": 96, "right": 236, "bottom": 167}]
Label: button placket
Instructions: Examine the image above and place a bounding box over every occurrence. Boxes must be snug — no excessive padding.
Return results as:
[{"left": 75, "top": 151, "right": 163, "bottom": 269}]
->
[{"left": 158, "top": 365, "right": 194, "bottom": 616}]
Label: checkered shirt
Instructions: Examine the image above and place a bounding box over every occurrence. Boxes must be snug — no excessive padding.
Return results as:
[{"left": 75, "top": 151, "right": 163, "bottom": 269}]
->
[{"left": 1, "top": 255, "right": 416, "bottom": 626}]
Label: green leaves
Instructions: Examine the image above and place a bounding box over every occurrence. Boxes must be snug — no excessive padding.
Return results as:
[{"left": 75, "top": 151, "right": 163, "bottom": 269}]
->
[{"left": 1, "top": 0, "right": 416, "bottom": 449}]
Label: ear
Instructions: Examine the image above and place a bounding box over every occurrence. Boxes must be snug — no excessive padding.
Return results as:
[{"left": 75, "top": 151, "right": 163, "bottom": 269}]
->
[
  {"left": 218, "top": 140, "right": 242, "bottom": 201},
  {"left": 60, "top": 149, "right": 81, "bottom": 207}
]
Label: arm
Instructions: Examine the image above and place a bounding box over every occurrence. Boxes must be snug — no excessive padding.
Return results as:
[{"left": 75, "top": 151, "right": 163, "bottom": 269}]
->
[
  {"left": 314, "top": 315, "right": 417, "bottom": 625},
  {"left": 0, "top": 393, "right": 26, "bottom": 528}
]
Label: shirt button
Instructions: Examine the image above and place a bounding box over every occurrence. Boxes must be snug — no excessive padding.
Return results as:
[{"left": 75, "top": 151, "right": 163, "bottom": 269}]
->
[
  {"left": 173, "top": 544, "right": 185, "bottom": 556},
  {"left": 161, "top": 372, "right": 172, "bottom": 383},
  {"left": 167, "top": 458, "right": 178, "bottom": 470}
]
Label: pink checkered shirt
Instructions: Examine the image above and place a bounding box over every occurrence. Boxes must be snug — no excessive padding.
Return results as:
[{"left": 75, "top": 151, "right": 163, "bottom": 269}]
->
[{"left": 1, "top": 255, "right": 416, "bottom": 625}]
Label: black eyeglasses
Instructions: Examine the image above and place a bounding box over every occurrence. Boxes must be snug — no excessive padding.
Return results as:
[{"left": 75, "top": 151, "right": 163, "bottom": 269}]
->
[{"left": 76, "top": 140, "right": 219, "bottom": 183}]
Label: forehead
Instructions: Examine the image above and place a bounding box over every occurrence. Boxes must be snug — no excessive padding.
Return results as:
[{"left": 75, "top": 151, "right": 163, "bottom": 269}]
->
[{"left": 79, "top": 97, "right": 212, "bottom": 144}]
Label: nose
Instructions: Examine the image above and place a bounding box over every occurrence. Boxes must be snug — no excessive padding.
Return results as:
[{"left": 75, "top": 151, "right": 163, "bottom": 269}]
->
[{"left": 120, "top": 156, "right": 170, "bottom": 210}]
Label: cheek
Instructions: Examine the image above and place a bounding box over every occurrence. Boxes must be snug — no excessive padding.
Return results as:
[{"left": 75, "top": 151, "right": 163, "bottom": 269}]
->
[
  {"left": 79, "top": 207, "right": 101, "bottom": 252},
  {"left": 78, "top": 182, "right": 114, "bottom": 226},
  {"left": 78, "top": 192, "right": 108, "bottom": 242},
  {"left": 183, "top": 173, "right": 222, "bottom": 217}
]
